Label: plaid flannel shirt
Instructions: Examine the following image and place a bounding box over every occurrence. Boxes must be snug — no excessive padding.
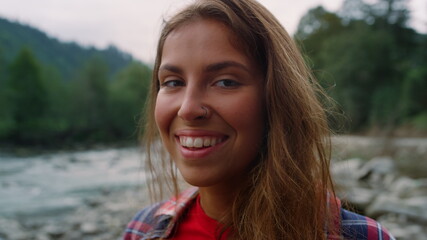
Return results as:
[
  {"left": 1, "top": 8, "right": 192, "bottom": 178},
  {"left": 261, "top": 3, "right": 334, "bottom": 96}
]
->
[{"left": 123, "top": 187, "right": 395, "bottom": 240}]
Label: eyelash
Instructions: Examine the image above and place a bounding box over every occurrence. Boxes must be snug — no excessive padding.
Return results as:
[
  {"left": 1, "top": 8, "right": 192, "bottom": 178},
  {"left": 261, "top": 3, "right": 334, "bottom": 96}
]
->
[
  {"left": 159, "top": 78, "right": 241, "bottom": 89},
  {"left": 160, "top": 79, "right": 185, "bottom": 88},
  {"left": 215, "top": 79, "right": 241, "bottom": 88}
]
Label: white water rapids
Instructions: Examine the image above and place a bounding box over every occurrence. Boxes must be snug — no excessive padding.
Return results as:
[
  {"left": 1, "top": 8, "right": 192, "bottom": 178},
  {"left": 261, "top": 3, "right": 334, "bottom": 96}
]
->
[{"left": 0, "top": 147, "right": 145, "bottom": 217}]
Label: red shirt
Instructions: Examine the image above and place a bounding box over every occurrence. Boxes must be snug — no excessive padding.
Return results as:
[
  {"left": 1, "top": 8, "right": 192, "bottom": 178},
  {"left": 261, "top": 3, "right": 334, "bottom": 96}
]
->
[
  {"left": 124, "top": 187, "right": 395, "bottom": 240},
  {"left": 171, "top": 195, "right": 229, "bottom": 240}
]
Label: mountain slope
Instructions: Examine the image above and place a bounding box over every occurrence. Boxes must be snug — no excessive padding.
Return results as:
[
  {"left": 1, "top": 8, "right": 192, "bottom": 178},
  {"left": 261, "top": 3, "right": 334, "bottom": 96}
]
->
[{"left": 0, "top": 17, "right": 133, "bottom": 81}]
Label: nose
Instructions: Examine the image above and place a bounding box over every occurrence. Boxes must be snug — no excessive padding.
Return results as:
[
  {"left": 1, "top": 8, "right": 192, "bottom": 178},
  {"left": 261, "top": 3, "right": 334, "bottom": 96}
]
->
[{"left": 177, "top": 89, "right": 208, "bottom": 121}]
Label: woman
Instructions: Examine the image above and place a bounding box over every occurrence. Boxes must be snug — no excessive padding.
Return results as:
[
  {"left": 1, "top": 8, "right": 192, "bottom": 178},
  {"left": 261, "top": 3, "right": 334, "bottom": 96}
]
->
[{"left": 124, "top": 0, "right": 394, "bottom": 239}]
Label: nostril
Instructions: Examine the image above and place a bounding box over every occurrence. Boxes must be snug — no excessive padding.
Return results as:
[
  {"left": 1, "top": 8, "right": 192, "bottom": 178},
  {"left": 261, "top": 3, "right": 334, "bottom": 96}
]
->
[{"left": 178, "top": 105, "right": 209, "bottom": 121}]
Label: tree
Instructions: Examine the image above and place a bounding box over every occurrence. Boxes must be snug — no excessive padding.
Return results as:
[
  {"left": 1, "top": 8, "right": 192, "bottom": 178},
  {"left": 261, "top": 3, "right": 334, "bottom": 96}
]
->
[
  {"left": 0, "top": 47, "right": 14, "bottom": 138},
  {"left": 5, "top": 48, "right": 48, "bottom": 143},
  {"left": 108, "top": 62, "right": 151, "bottom": 139},
  {"left": 69, "top": 56, "right": 110, "bottom": 141},
  {"left": 295, "top": 7, "right": 345, "bottom": 82},
  {"left": 40, "top": 65, "right": 70, "bottom": 139},
  {"left": 295, "top": 0, "right": 426, "bottom": 133},
  {"left": 320, "top": 25, "right": 399, "bottom": 129},
  {"left": 370, "top": 0, "right": 410, "bottom": 27}
]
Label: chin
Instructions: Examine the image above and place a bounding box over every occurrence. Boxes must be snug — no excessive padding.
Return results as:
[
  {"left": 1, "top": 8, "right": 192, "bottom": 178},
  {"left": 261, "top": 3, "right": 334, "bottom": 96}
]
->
[{"left": 182, "top": 175, "right": 224, "bottom": 188}]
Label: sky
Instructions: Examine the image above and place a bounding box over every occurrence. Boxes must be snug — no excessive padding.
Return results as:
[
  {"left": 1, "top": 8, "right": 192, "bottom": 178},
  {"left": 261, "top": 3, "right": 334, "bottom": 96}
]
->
[{"left": 0, "top": 0, "right": 425, "bottom": 63}]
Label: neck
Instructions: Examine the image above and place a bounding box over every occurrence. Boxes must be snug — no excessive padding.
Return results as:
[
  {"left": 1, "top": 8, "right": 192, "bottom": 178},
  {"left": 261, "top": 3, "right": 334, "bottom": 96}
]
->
[
  {"left": 199, "top": 185, "right": 236, "bottom": 221},
  {"left": 198, "top": 171, "right": 251, "bottom": 221}
]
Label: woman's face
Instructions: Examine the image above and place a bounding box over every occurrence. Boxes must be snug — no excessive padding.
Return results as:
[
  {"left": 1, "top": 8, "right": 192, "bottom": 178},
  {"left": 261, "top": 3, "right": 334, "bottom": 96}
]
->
[{"left": 155, "top": 19, "right": 265, "bottom": 188}]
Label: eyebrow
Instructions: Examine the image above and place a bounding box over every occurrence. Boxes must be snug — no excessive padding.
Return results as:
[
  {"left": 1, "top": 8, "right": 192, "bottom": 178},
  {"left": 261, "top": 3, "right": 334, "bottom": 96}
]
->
[
  {"left": 159, "top": 64, "right": 183, "bottom": 74},
  {"left": 158, "top": 61, "right": 250, "bottom": 74},
  {"left": 205, "top": 61, "right": 250, "bottom": 73}
]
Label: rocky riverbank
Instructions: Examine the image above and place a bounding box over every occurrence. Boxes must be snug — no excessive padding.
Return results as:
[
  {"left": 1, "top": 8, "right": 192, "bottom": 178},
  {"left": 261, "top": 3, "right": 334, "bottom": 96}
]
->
[
  {"left": 0, "top": 147, "right": 145, "bottom": 240},
  {"left": 332, "top": 135, "right": 427, "bottom": 239},
  {"left": 1, "top": 136, "right": 426, "bottom": 240},
  {"left": 0, "top": 186, "right": 146, "bottom": 240},
  {"left": 332, "top": 156, "right": 427, "bottom": 239}
]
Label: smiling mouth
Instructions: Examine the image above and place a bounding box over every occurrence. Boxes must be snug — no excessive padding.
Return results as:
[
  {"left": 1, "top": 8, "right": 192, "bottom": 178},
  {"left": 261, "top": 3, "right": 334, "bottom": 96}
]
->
[{"left": 178, "top": 136, "right": 226, "bottom": 148}]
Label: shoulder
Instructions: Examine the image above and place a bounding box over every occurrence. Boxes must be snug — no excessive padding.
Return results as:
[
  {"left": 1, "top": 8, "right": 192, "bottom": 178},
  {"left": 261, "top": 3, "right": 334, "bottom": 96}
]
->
[
  {"left": 122, "top": 187, "right": 199, "bottom": 240},
  {"left": 123, "top": 201, "right": 168, "bottom": 240},
  {"left": 339, "top": 208, "right": 395, "bottom": 240}
]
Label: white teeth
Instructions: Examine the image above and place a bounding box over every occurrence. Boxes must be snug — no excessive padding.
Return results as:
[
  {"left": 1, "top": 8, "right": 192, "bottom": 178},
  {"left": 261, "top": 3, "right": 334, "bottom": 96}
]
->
[
  {"left": 185, "top": 137, "right": 194, "bottom": 147},
  {"left": 203, "top": 138, "right": 211, "bottom": 147},
  {"left": 180, "top": 136, "right": 222, "bottom": 148},
  {"left": 194, "top": 138, "right": 203, "bottom": 148}
]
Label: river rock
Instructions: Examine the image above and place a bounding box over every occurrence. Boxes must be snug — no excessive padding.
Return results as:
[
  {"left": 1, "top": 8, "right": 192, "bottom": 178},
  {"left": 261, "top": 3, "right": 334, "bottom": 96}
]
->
[
  {"left": 84, "top": 197, "right": 103, "bottom": 208},
  {"left": 331, "top": 158, "right": 364, "bottom": 187},
  {"left": 330, "top": 153, "right": 427, "bottom": 240},
  {"left": 366, "top": 194, "right": 427, "bottom": 223},
  {"left": 387, "top": 224, "right": 426, "bottom": 240},
  {"left": 402, "top": 197, "right": 427, "bottom": 217},
  {"left": 391, "top": 177, "right": 418, "bottom": 198},
  {"left": 392, "top": 177, "right": 427, "bottom": 198},
  {"left": 339, "top": 187, "right": 377, "bottom": 209},
  {"left": 44, "top": 223, "right": 66, "bottom": 239},
  {"left": 0, "top": 218, "right": 29, "bottom": 240},
  {"left": 35, "top": 232, "right": 50, "bottom": 240},
  {"left": 410, "top": 179, "right": 427, "bottom": 197},
  {"left": 81, "top": 222, "right": 101, "bottom": 235},
  {"left": 358, "top": 156, "right": 396, "bottom": 180}
]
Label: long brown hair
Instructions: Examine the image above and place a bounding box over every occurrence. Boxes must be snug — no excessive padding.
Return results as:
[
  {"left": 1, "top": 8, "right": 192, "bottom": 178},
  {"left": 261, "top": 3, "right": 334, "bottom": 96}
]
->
[{"left": 141, "top": 0, "right": 336, "bottom": 239}]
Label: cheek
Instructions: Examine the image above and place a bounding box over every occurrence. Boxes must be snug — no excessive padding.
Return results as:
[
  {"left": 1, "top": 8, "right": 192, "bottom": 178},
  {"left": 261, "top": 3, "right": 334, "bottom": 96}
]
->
[
  {"left": 222, "top": 91, "right": 265, "bottom": 137},
  {"left": 238, "top": 92, "right": 264, "bottom": 119},
  {"left": 241, "top": 104, "right": 265, "bottom": 138},
  {"left": 154, "top": 97, "right": 172, "bottom": 136}
]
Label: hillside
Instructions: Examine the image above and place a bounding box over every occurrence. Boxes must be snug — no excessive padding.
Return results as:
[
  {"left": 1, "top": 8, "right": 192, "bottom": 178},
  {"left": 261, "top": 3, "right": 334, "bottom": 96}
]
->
[
  {"left": 0, "top": 17, "right": 151, "bottom": 146},
  {"left": 0, "top": 17, "right": 133, "bottom": 81}
]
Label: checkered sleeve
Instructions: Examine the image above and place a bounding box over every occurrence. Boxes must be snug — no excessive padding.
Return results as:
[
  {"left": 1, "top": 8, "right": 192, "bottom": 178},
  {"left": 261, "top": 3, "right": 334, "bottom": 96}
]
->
[
  {"left": 123, "top": 202, "right": 164, "bottom": 240},
  {"left": 122, "top": 187, "right": 199, "bottom": 240},
  {"left": 341, "top": 208, "right": 395, "bottom": 240}
]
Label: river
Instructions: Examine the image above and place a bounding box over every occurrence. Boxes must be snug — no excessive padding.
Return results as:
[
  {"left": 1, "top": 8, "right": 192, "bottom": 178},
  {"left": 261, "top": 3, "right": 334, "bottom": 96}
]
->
[
  {"left": 1, "top": 137, "right": 426, "bottom": 239},
  {"left": 2, "top": 136, "right": 427, "bottom": 218},
  {"left": 0, "top": 147, "right": 145, "bottom": 218}
]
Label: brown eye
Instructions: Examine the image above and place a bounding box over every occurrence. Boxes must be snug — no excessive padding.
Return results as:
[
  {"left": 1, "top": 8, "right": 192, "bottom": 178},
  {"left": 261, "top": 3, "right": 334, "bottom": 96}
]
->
[
  {"left": 215, "top": 79, "right": 240, "bottom": 88},
  {"left": 161, "top": 80, "right": 185, "bottom": 88}
]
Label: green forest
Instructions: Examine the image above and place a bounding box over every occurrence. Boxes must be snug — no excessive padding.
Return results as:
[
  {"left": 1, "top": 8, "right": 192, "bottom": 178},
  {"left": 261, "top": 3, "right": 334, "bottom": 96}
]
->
[
  {"left": 0, "top": 18, "right": 151, "bottom": 148},
  {"left": 296, "top": 0, "right": 427, "bottom": 134},
  {"left": 0, "top": 0, "right": 426, "bottom": 149}
]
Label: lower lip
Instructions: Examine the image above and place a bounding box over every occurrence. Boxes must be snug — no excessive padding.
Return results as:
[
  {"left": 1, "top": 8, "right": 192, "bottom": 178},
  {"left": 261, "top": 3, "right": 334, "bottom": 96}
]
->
[{"left": 177, "top": 139, "right": 226, "bottom": 159}]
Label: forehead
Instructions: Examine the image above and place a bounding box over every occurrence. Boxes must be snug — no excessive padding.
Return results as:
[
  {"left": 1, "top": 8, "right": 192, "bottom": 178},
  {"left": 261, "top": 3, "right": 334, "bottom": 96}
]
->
[
  {"left": 161, "top": 19, "right": 254, "bottom": 68},
  {"left": 166, "top": 18, "right": 235, "bottom": 47}
]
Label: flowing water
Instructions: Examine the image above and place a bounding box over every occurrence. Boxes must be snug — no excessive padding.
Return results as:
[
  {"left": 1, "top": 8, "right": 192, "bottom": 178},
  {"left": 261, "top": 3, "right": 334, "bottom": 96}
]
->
[{"left": 0, "top": 147, "right": 145, "bottom": 218}]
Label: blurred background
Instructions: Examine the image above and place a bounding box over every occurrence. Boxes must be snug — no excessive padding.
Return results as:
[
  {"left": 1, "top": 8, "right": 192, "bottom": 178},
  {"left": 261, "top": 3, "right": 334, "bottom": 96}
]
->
[{"left": 0, "top": 0, "right": 426, "bottom": 239}]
